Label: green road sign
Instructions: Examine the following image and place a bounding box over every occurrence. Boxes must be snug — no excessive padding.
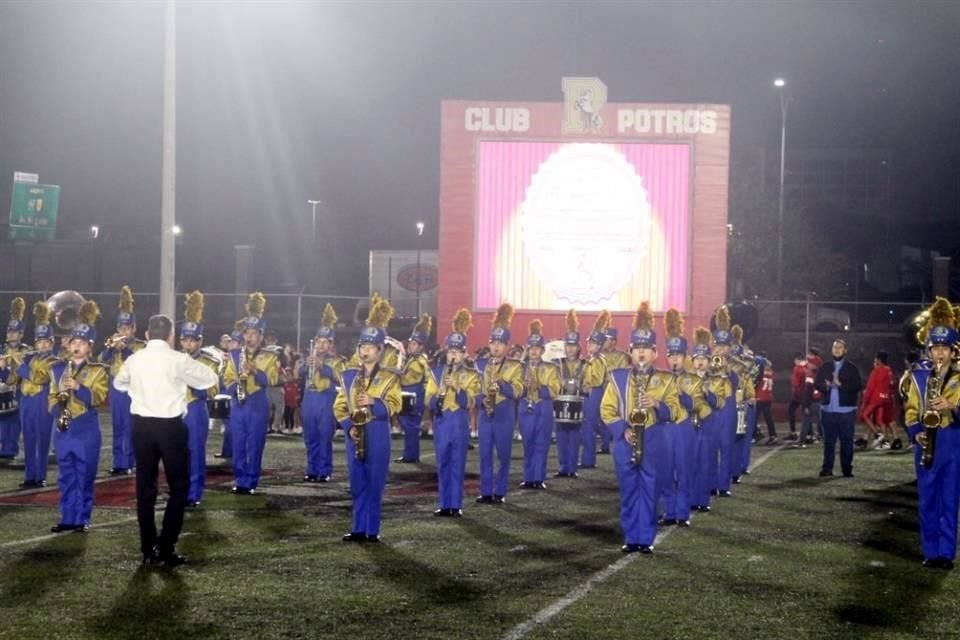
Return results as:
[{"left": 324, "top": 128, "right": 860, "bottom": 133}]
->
[{"left": 9, "top": 182, "right": 60, "bottom": 241}]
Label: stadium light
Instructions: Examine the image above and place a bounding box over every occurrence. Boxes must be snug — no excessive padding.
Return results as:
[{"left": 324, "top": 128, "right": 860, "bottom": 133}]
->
[
  {"left": 172, "top": 224, "right": 182, "bottom": 236},
  {"left": 774, "top": 77, "right": 788, "bottom": 301}
]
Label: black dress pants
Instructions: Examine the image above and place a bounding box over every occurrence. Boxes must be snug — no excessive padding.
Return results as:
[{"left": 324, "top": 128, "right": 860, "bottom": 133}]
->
[{"left": 132, "top": 415, "right": 190, "bottom": 555}]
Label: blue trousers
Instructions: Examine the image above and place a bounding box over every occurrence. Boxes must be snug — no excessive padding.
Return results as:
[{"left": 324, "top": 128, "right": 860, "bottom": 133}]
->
[
  {"left": 184, "top": 401, "right": 209, "bottom": 503},
  {"left": 478, "top": 400, "right": 515, "bottom": 497},
  {"left": 109, "top": 386, "right": 135, "bottom": 469},
  {"left": 555, "top": 423, "right": 581, "bottom": 475},
  {"left": 821, "top": 410, "right": 856, "bottom": 475},
  {"left": 710, "top": 400, "right": 737, "bottom": 491},
  {"left": 398, "top": 412, "right": 423, "bottom": 462},
  {"left": 0, "top": 408, "right": 21, "bottom": 457},
  {"left": 660, "top": 421, "right": 695, "bottom": 521},
  {"left": 231, "top": 392, "right": 270, "bottom": 490},
  {"left": 54, "top": 413, "right": 101, "bottom": 526},
  {"left": 21, "top": 393, "right": 53, "bottom": 484},
  {"left": 518, "top": 401, "right": 552, "bottom": 483},
  {"left": 345, "top": 420, "right": 391, "bottom": 536},
  {"left": 732, "top": 405, "right": 757, "bottom": 477},
  {"left": 613, "top": 423, "right": 665, "bottom": 546},
  {"left": 579, "top": 391, "right": 602, "bottom": 467},
  {"left": 302, "top": 390, "right": 336, "bottom": 477},
  {"left": 915, "top": 427, "right": 960, "bottom": 561},
  {"left": 434, "top": 409, "right": 469, "bottom": 510},
  {"left": 690, "top": 420, "right": 713, "bottom": 508}
]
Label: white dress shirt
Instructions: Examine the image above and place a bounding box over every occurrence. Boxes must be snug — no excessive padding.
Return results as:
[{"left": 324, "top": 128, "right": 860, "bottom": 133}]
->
[{"left": 113, "top": 339, "right": 219, "bottom": 419}]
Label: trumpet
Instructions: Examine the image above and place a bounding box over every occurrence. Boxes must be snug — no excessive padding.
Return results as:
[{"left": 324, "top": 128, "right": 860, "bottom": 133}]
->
[
  {"left": 350, "top": 369, "right": 372, "bottom": 461},
  {"left": 628, "top": 367, "right": 652, "bottom": 465},
  {"left": 104, "top": 333, "right": 130, "bottom": 350},
  {"left": 922, "top": 361, "right": 947, "bottom": 469},
  {"left": 709, "top": 355, "right": 725, "bottom": 372},
  {"left": 56, "top": 362, "right": 75, "bottom": 431}
]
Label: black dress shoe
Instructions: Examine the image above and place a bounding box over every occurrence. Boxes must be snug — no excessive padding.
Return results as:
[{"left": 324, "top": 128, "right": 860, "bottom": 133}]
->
[
  {"left": 639, "top": 545, "right": 653, "bottom": 554},
  {"left": 818, "top": 470, "right": 833, "bottom": 477},
  {"left": 677, "top": 520, "right": 691, "bottom": 528},
  {"left": 110, "top": 468, "right": 132, "bottom": 476},
  {"left": 695, "top": 505, "right": 711, "bottom": 512},
  {"left": 304, "top": 475, "right": 318, "bottom": 482},
  {"left": 317, "top": 475, "right": 331, "bottom": 483},
  {"left": 434, "top": 508, "right": 451, "bottom": 517},
  {"left": 186, "top": 501, "right": 200, "bottom": 508},
  {"left": 492, "top": 495, "right": 506, "bottom": 504},
  {"left": 742, "top": 470, "right": 751, "bottom": 476},
  {"left": 717, "top": 490, "right": 732, "bottom": 498},
  {"left": 476, "top": 495, "right": 494, "bottom": 504},
  {"left": 732, "top": 476, "right": 741, "bottom": 484},
  {"left": 393, "top": 457, "right": 418, "bottom": 464},
  {"left": 534, "top": 482, "right": 547, "bottom": 490},
  {"left": 660, "top": 518, "right": 678, "bottom": 526},
  {"left": 621, "top": 543, "right": 641, "bottom": 554},
  {"left": 366, "top": 534, "right": 381, "bottom": 543},
  {"left": 554, "top": 472, "right": 568, "bottom": 478},
  {"left": 842, "top": 472, "right": 854, "bottom": 478},
  {"left": 342, "top": 532, "right": 366, "bottom": 543},
  {"left": 158, "top": 552, "right": 187, "bottom": 567},
  {"left": 451, "top": 509, "right": 463, "bottom": 518},
  {"left": 50, "top": 523, "right": 79, "bottom": 533},
  {"left": 922, "top": 557, "right": 953, "bottom": 569},
  {"left": 231, "top": 486, "right": 253, "bottom": 495},
  {"left": 519, "top": 482, "right": 532, "bottom": 489}
]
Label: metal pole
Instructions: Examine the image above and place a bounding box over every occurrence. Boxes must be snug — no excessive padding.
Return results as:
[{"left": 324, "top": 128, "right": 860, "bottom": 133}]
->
[
  {"left": 804, "top": 293, "right": 811, "bottom": 356},
  {"left": 296, "top": 290, "right": 303, "bottom": 353},
  {"left": 306, "top": 199, "right": 321, "bottom": 288},
  {"left": 159, "top": 0, "right": 177, "bottom": 318},
  {"left": 416, "top": 248, "right": 422, "bottom": 317},
  {"left": 776, "top": 88, "right": 787, "bottom": 302}
]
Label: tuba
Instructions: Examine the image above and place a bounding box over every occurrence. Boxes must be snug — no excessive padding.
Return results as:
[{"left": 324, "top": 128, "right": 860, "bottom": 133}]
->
[
  {"left": 350, "top": 368, "right": 372, "bottom": 461},
  {"left": 922, "top": 362, "right": 947, "bottom": 469},
  {"left": 627, "top": 368, "right": 652, "bottom": 465}
]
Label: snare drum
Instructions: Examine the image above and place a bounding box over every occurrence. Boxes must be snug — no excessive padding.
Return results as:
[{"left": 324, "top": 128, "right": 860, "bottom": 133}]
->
[
  {"left": 552, "top": 395, "right": 583, "bottom": 425},
  {"left": 207, "top": 394, "right": 232, "bottom": 420},
  {"left": 0, "top": 385, "right": 17, "bottom": 416},
  {"left": 400, "top": 391, "right": 418, "bottom": 416}
]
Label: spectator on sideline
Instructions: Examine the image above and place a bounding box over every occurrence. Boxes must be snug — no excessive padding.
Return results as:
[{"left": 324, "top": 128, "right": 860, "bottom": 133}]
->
[
  {"left": 861, "top": 350, "right": 897, "bottom": 449},
  {"left": 796, "top": 349, "right": 823, "bottom": 448},
  {"left": 755, "top": 357, "right": 777, "bottom": 444},
  {"left": 815, "top": 339, "right": 863, "bottom": 478},
  {"left": 788, "top": 352, "right": 806, "bottom": 440}
]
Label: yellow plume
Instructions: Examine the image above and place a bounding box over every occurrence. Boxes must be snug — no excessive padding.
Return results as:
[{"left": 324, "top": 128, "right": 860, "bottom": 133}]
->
[
  {"left": 732, "top": 325, "right": 744, "bottom": 345},
  {"left": 633, "top": 302, "right": 653, "bottom": 331},
  {"left": 118, "top": 285, "right": 134, "bottom": 313},
  {"left": 9, "top": 297, "right": 25, "bottom": 322},
  {"left": 452, "top": 308, "right": 472, "bottom": 334},
  {"left": 715, "top": 305, "right": 731, "bottom": 331},
  {"left": 927, "top": 296, "right": 955, "bottom": 330},
  {"left": 367, "top": 298, "right": 393, "bottom": 329},
  {"left": 184, "top": 290, "right": 204, "bottom": 324},
  {"left": 33, "top": 301, "right": 51, "bottom": 326},
  {"left": 321, "top": 303, "right": 338, "bottom": 329},
  {"left": 592, "top": 310, "right": 611, "bottom": 334},
  {"left": 565, "top": 309, "right": 578, "bottom": 333},
  {"left": 413, "top": 313, "right": 432, "bottom": 336},
  {"left": 245, "top": 292, "right": 266, "bottom": 318},
  {"left": 665, "top": 308, "right": 683, "bottom": 339},
  {"left": 234, "top": 319, "right": 245, "bottom": 333},
  {"left": 79, "top": 300, "right": 101, "bottom": 326},
  {"left": 694, "top": 327, "right": 712, "bottom": 347},
  {"left": 492, "top": 302, "right": 514, "bottom": 329},
  {"left": 529, "top": 319, "right": 543, "bottom": 337},
  {"left": 953, "top": 305, "right": 960, "bottom": 328}
]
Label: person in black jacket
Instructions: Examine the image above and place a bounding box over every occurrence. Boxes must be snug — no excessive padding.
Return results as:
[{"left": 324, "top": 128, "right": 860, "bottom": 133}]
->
[{"left": 814, "top": 339, "right": 863, "bottom": 477}]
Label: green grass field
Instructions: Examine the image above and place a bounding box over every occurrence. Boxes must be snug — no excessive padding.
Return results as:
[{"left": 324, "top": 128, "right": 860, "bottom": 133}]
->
[{"left": 0, "top": 416, "right": 957, "bottom": 640}]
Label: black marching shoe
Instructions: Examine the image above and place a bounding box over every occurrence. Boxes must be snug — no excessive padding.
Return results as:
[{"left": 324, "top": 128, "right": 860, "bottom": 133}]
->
[
  {"left": 186, "top": 501, "right": 200, "bottom": 508},
  {"left": 110, "top": 468, "right": 132, "bottom": 476},
  {"left": 304, "top": 475, "right": 318, "bottom": 483},
  {"left": 342, "top": 532, "right": 366, "bottom": 543},
  {"left": 922, "top": 557, "right": 954, "bottom": 570},
  {"left": 818, "top": 470, "right": 833, "bottom": 477},
  {"left": 366, "top": 534, "right": 381, "bottom": 543},
  {"left": 231, "top": 486, "right": 254, "bottom": 495},
  {"left": 317, "top": 475, "right": 331, "bottom": 483},
  {"left": 694, "top": 505, "right": 711, "bottom": 513},
  {"left": 638, "top": 545, "right": 653, "bottom": 554},
  {"left": 659, "top": 518, "right": 678, "bottom": 526},
  {"left": 476, "top": 495, "right": 494, "bottom": 504},
  {"left": 492, "top": 495, "right": 506, "bottom": 504},
  {"left": 50, "top": 523, "right": 80, "bottom": 533},
  {"left": 393, "top": 457, "right": 418, "bottom": 464},
  {"left": 621, "top": 543, "right": 641, "bottom": 554},
  {"left": 717, "top": 490, "right": 732, "bottom": 498},
  {"left": 534, "top": 482, "right": 547, "bottom": 490},
  {"left": 156, "top": 549, "right": 188, "bottom": 568},
  {"left": 677, "top": 520, "right": 691, "bottom": 528},
  {"left": 434, "top": 508, "right": 452, "bottom": 517},
  {"left": 519, "top": 482, "right": 533, "bottom": 489}
]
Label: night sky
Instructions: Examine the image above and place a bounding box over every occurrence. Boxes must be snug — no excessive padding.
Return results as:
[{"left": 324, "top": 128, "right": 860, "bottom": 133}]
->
[{"left": 1, "top": 0, "right": 958, "bottom": 294}]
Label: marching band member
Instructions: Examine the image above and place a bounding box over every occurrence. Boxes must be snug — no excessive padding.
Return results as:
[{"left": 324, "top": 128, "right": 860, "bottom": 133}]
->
[
  {"left": 99, "top": 286, "right": 145, "bottom": 475},
  {"left": 579, "top": 311, "right": 611, "bottom": 471},
  {"left": 427, "top": 308, "right": 481, "bottom": 516},
  {"left": 709, "top": 305, "right": 738, "bottom": 498},
  {"left": 475, "top": 303, "right": 524, "bottom": 504},
  {"left": 216, "top": 326, "right": 244, "bottom": 460},
  {"left": 347, "top": 293, "right": 403, "bottom": 370},
  {"left": 519, "top": 320, "right": 560, "bottom": 490},
  {"left": 556, "top": 310, "right": 586, "bottom": 478},
  {"left": 178, "top": 291, "right": 227, "bottom": 507},
  {"left": 334, "top": 298, "right": 402, "bottom": 542},
  {"left": 49, "top": 300, "right": 109, "bottom": 532},
  {"left": 597, "top": 325, "right": 628, "bottom": 454},
  {"left": 729, "top": 325, "right": 758, "bottom": 484},
  {"left": 661, "top": 309, "right": 711, "bottom": 526},
  {"left": 396, "top": 314, "right": 437, "bottom": 464},
  {"left": 0, "top": 297, "right": 29, "bottom": 459},
  {"left": 17, "top": 301, "right": 57, "bottom": 487},
  {"left": 601, "top": 302, "right": 684, "bottom": 554},
  {"left": 227, "top": 293, "right": 280, "bottom": 495},
  {"left": 905, "top": 298, "right": 960, "bottom": 569},
  {"left": 689, "top": 328, "right": 729, "bottom": 512},
  {"left": 300, "top": 304, "right": 346, "bottom": 482}
]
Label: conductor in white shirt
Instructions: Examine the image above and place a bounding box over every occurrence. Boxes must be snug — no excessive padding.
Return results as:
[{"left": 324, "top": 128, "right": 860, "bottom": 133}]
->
[{"left": 114, "top": 314, "right": 218, "bottom": 567}]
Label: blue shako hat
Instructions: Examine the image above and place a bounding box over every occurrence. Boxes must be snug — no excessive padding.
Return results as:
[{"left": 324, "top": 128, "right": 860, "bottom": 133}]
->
[
  {"left": 489, "top": 303, "right": 514, "bottom": 344},
  {"left": 712, "top": 304, "right": 732, "bottom": 346},
  {"left": 605, "top": 326, "right": 618, "bottom": 341},
  {"left": 691, "top": 327, "right": 712, "bottom": 359},
  {"left": 359, "top": 296, "right": 392, "bottom": 348},
  {"left": 180, "top": 290, "right": 204, "bottom": 339},
  {"left": 446, "top": 308, "right": 472, "bottom": 351},
  {"left": 527, "top": 319, "right": 545, "bottom": 348},
  {"left": 7, "top": 297, "right": 25, "bottom": 333},
  {"left": 409, "top": 313, "right": 432, "bottom": 345},
  {"left": 32, "top": 300, "right": 53, "bottom": 340},
  {"left": 664, "top": 308, "right": 686, "bottom": 356},
  {"left": 924, "top": 297, "right": 959, "bottom": 348},
  {"left": 629, "top": 302, "right": 656, "bottom": 349},
  {"left": 70, "top": 299, "right": 101, "bottom": 344},
  {"left": 316, "top": 303, "right": 338, "bottom": 341},
  {"left": 564, "top": 309, "right": 580, "bottom": 346},
  {"left": 588, "top": 310, "right": 611, "bottom": 345},
  {"left": 241, "top": 292, "right": 267, "bottom": 334},
  {"left": 116, "top": 286, "right": 136, "bottom": 328}
]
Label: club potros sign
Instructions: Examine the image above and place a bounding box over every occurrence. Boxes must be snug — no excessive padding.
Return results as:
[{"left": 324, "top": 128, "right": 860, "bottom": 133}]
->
[{"left": 439, "top": 78, "right": 730, "bottom": 346}]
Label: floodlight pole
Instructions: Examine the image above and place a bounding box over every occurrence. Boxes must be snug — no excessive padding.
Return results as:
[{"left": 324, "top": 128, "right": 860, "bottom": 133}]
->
[{"left": 159, "top": 0, "right": 177, "bottom": 318}]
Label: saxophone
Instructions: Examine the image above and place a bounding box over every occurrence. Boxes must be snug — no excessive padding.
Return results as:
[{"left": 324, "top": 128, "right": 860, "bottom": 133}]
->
[
  {"left": 236, "top": 348, "right": 250, "bottom": 404},
  {"left": 436, "top": 363, "right": 454, "bottom": 418},
  {"left": 305, "top": 338, "right": 317, "bottom": 391},
  {"left": 922, "top": 362, "right": 947, "bottom": 469},
  {"left": 525, "top": 361, "right": 538, "bottom": 412},
  {"left": 56, "top": 361, "right": 75, "bottom": 432},
  {"left": 627, "top": 368, "right": 651, "bottom": 465},
  {"left": 350, "top": 368, "right": 372, "bottom": 461},
  {"left": 483, "top": 361, "right": 500, "bottom": 417},
  {"left": 735, "top": 383, "right": 747, "bottom": 437}
]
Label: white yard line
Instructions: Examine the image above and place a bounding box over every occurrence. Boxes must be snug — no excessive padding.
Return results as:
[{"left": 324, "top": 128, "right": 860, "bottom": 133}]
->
[
  {"left": 501, "top": 444, "right": 787, "bottom": 640},
  {"left": 0, "top": 513, "right": 144, "bottom": 550}
]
